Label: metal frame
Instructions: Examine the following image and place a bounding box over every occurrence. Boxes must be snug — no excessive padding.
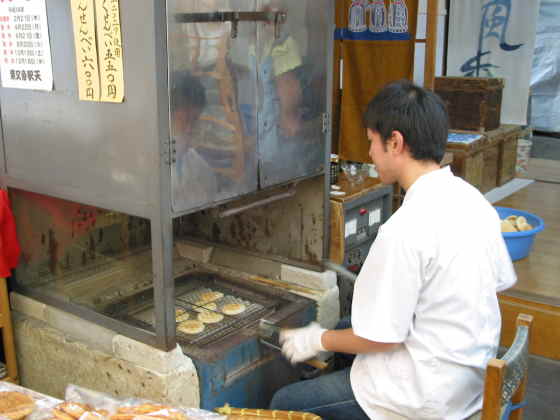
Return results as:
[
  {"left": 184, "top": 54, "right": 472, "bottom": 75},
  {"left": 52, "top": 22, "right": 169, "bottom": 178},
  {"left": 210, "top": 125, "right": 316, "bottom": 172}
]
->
[
  {"left": 1, "top": 0, "right": 335, "bottom": 352},
  {"left": 152, "top": 0, "right": 176, "bottom": 351},
  {"left": 175, "top": 11, "right": 287, "bottom": 39},
  {"left": 3, "top": 0, "right": 176, "bottom": 352},
  {"left": 322, "top": 3, "right": 335, "bottom": 264}
]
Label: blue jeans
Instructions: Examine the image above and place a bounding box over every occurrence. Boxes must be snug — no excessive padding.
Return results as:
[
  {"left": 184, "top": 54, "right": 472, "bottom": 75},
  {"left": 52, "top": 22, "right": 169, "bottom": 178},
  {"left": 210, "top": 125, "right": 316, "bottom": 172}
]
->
[
  {"left": 269, "top": 317, "right": 368, "bottom": 420},
  {"left": 269, "top": 368, "right": 368, "bottom": 420}
]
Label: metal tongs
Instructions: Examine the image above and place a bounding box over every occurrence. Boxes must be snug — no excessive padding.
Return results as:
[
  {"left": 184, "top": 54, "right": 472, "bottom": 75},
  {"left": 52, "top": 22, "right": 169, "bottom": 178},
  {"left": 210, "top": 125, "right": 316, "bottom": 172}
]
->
[{"left": 258, "top": 319, "right": 328, "bottom": 370}]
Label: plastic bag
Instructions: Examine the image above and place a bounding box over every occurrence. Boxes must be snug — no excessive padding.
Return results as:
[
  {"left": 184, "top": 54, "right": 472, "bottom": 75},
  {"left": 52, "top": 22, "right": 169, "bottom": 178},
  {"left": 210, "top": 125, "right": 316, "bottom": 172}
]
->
[
  {"left": 64, "top": 385, "right": 225, "bottom": 420},
  {"left": 0, "top": 381, "right": 61, "bottom": 420}
]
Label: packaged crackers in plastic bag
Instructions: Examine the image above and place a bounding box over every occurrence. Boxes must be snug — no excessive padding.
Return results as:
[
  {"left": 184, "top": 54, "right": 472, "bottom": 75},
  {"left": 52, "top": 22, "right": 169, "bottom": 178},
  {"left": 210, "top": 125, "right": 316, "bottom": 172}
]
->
[
  {"left": 0, "top": 381, "right": 61, "bottom": 420},
  {"left": 62, "top": 385, "right": 225, "bottom": 420}
]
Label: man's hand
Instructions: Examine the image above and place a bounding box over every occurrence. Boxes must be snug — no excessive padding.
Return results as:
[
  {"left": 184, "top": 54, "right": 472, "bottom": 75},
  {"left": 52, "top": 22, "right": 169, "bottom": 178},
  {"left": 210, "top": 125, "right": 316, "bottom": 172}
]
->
[{"left": 279, "top": 322, "right": 326, "bottom": 364}]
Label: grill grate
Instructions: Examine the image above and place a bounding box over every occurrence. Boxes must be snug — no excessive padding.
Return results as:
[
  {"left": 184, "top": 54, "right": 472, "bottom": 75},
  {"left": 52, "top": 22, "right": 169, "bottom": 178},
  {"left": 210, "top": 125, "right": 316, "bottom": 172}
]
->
[
  {"left": 172, "top": 285, "right": 268, "bottom": 346},
  {"left": 110, "top": 272, "right": 279, "bottom": 348}
]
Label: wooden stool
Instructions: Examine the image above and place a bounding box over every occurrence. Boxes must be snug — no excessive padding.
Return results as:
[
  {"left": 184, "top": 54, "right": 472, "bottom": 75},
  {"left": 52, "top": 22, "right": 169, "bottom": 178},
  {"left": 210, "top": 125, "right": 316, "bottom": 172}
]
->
[{"left": 0, "top": 277, "right": 18, "bottom": 383}]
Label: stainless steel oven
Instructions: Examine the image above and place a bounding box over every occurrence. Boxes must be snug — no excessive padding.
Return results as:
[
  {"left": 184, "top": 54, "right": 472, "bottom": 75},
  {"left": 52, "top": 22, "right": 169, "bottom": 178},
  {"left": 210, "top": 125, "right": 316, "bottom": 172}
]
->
[{"left": 1, "top": 0, "right": 333, "bottom": 409}]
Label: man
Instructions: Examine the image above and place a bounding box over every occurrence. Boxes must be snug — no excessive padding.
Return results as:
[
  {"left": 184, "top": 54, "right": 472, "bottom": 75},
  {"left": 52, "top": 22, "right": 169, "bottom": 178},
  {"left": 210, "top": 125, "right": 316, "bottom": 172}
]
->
[
  {"left": 170, "top": 71, "right": 219, "bottom": 210},
  {"left": 270, "top": 80, "right": 516, "bottom": 419}
]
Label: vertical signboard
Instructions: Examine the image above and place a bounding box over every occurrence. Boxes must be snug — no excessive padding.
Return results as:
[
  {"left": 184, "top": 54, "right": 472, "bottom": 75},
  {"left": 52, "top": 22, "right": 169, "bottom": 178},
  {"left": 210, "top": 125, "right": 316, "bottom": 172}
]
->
[
  {"left": 70, "top": 0, "right": 100, "bottom": 101},
  {"left": 95, "top": 0, "right": 124, "bottom": 102},
  {"left": 71, "top": 0, "right": 124, "bottom": 102},
  {"left": 0, "top": 0, "right": 54, "bottom": 91}
]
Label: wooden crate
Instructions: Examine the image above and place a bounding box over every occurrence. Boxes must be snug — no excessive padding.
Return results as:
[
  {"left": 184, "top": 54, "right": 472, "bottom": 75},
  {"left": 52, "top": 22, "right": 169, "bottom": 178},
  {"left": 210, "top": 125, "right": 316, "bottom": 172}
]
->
[
  {"left": 446, "top": 133, "right": 486, "bottom": 191},
  {"left": 480, "top": 127, "right": 508, "bottom": 193},
  {"left": 497, "top": 125, "right": 523, "bottom": 186},
  {"left": 435, "top": 77, "right": 504, "bottom": 132},
  {"left": 447, "top": 125, "right": 523, "bottom": 192}
]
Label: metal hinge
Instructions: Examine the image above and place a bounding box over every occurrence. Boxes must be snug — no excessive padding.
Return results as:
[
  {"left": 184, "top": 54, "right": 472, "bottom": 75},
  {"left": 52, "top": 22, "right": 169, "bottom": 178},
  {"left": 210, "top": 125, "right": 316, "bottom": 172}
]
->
[
  {"left": 163, "top": 138, "right": 176, "bottom": 166},
  {"left": 322, "top": 112, "right": 331, "bottom": 134}
]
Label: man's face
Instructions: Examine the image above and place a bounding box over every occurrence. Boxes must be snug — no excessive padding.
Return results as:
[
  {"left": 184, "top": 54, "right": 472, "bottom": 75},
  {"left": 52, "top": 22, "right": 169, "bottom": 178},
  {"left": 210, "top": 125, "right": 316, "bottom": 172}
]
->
[
  {"left": 367, "top": 128, "right": 396, "bottom": 184},
  {"left": 174, "top": 106, "right": 202, "bottom": 138}
]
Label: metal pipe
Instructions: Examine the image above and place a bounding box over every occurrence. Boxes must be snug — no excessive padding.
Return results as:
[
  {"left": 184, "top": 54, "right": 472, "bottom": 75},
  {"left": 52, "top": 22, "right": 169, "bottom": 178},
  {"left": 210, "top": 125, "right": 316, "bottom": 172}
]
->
[
  {"left": 324, "top": 261, "right": 357, "bottom": 284},
  {"left": 219, "top": 188, "right": 296, "bottom": 218}
]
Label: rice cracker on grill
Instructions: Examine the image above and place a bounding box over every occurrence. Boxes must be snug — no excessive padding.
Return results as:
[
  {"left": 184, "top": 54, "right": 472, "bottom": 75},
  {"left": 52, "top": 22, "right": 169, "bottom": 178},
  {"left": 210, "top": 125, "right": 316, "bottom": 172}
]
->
[
  {"left": 177, "top": 320, "right": 205, "bottom": 335},
  {"left": 197, "top": 310, "right": 223, "bottom": 324},
  {"left": 221, "top": 303, "right": 246, "bottom": 316},
  {"left": 193, "top": 302, "right": 217, "bottom": 313},
  {"left": 198, "top": 291, "right": 223, "bottom": 303}
]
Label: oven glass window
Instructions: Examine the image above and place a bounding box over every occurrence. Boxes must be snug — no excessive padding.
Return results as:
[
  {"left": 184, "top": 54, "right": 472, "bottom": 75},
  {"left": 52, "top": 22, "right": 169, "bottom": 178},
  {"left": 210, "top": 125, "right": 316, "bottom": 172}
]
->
[{"left": 10, "top": 188, "right": 169, "bottom": 330}]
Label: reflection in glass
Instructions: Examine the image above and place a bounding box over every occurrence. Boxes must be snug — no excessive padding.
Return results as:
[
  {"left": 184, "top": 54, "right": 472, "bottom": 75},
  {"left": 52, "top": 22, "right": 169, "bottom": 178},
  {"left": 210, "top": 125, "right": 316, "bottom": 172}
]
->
[
  {"left": 168, "top": 0, "right": 328, "bottom": 203},
  {"left": 10, "top": 189, "right": 157, "bottom": 317},
  {"left": 169, "top": 0, "right": 257, "bottom": 212},
  {"left": 257, "top": 0, "right": 327, "bottom": 187}
]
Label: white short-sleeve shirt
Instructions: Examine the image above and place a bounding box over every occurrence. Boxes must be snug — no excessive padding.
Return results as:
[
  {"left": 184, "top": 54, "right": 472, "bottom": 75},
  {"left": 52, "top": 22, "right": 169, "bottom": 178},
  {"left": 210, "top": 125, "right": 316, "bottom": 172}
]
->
[{"left": 350, "top": 166, "right": 516, "bottom": 420}]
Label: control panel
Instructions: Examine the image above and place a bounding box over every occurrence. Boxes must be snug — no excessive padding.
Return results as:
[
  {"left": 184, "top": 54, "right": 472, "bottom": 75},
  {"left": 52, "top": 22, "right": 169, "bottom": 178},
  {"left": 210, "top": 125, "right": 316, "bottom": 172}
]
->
[
  {"left": 329, "top": 182, "right": 393, "bottom": 317},
  {"left": 340, "top": 185, "right": 392, "bottom": 270}
]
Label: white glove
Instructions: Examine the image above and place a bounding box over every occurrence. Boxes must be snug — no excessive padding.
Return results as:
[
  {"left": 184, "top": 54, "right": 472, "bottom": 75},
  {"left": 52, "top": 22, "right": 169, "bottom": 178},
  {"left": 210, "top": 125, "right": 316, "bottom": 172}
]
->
[{"left": 279, "top": 322, "right": 327, "bottom": 364}]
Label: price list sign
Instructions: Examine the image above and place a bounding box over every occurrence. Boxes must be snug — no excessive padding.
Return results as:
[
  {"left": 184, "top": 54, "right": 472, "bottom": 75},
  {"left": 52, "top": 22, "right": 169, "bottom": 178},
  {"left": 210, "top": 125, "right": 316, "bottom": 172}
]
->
[
  {"left": 95, "top": 0, "right": 124, "bottom": 102},
  {"left": 0, "top": 0, "right": 53, "bottom": 90},
  {"left": 71, "top": 0, "right": 123, "bottom": 102}
]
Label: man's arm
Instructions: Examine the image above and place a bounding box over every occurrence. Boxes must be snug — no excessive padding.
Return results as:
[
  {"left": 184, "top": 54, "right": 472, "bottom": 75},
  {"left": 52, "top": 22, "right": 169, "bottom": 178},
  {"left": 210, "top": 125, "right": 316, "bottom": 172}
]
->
[
  {"left": 321, "top": 328, "right": 399, "bottom": 354},
  {"left": 280, "top": 323, "right": 399, "bottom": 364}
]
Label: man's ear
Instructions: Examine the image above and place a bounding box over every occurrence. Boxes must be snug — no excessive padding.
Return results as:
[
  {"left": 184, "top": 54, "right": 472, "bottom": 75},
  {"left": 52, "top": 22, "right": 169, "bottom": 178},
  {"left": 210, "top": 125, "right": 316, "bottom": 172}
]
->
[{"left": 389, "top": 130, "right": 406, "bottom": 154}]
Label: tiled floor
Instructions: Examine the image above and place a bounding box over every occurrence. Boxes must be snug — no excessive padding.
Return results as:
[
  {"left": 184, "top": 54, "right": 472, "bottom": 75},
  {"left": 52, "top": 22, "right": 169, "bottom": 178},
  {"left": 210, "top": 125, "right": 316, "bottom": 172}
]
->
[{"left": 524, "top": 355, "right": 560, "bottom": 419}]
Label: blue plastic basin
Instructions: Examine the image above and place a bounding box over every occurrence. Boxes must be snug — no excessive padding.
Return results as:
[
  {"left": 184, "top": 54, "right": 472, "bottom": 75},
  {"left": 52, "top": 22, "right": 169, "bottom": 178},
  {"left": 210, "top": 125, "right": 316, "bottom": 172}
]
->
[{"left": 495, "top": 206, "right": 545, "bottom": 261}]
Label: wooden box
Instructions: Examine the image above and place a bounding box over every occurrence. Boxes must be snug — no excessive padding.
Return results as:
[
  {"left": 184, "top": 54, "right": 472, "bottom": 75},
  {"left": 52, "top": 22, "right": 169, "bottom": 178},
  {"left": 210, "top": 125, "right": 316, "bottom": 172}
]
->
[
  {"left": 497, "top": 125, "right": 523, "bottom": 186},
  {"left": 447, "top": 125, "right": 522, "bottom": 193},
  {"left": 446, "top": 132, "right": 488, "bottom": 192},
  {"left": 435, "top": 77, "right": 504, "bottom": 132}
]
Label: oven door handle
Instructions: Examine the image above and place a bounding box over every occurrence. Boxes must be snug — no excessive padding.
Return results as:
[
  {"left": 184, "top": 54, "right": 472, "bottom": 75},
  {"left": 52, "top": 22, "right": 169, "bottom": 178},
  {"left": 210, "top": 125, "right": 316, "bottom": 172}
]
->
[{"left": 175, "top": 11, "right": 287, "bottom": 39}]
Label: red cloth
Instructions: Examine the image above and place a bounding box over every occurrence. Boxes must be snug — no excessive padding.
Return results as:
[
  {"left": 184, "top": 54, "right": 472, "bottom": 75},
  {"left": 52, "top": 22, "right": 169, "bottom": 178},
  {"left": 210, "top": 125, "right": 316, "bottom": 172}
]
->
[{"left": 0, "top": 190, "right": 20, "bottom": 277}]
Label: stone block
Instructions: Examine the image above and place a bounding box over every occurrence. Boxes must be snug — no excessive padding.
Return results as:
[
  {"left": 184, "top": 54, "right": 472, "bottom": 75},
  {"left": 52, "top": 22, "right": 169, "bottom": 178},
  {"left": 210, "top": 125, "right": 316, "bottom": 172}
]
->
[
  {"left": 13, "top": 315, "right": 200, "bottom": 408},
  {"left": 112, "top": 335, "right": 189, "bottom": 375},
  {"left": 10, "top": 292, "right": 47, "bottom": 321},
  {"left": 44, "top": 306, "right": 116, "bottom": 354},
  {"left": 175, "top": 240, "right": 213, "bottom": 263},
  {"left": 280, "top": 265, "right": 337, "bottom": 291},
  {"left": 289, "top": 286, "right": 340, "bottom": 329}
]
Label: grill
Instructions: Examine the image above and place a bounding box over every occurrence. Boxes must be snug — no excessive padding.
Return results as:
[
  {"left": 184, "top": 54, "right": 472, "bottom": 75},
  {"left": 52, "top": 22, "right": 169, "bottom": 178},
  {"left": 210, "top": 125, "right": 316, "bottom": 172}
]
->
[{"left": 102, "top": 271, "right": 302, "bottom": 354}]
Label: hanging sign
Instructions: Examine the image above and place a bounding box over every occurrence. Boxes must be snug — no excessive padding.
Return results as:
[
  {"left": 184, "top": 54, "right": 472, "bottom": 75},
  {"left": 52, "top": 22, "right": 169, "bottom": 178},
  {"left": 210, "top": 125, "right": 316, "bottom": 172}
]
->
[
  {"left": 0, "top": 0, "right": 54, "bottom": 91},
  {"left": 71, "top": 0, "right": 124, "bottom": 102},
  {"left": 70, "top": 0, "right": 100, "bottom": 101},
  {"left": 95, "top": 0, "right": 124, "bottom": 102}
]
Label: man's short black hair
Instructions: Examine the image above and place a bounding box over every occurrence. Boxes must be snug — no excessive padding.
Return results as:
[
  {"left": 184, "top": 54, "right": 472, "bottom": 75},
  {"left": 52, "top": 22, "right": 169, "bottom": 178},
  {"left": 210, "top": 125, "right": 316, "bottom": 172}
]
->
[
  {"left": 170, "top": 71, "right": 206, "bottom": 111},
  {"left": 363, "top": 80, "right": 448, "bottom": 163}
]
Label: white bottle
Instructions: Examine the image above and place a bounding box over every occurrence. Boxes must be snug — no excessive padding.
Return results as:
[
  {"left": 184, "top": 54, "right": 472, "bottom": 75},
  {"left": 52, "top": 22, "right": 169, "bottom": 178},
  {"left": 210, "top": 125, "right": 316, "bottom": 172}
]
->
[
  {"left": 349, "top": 0, "right": 367, "bottom": 33},
  {"left": 388, "top": 0, "right": 409, "bottom": 33},
  {"left": 368, "top": 0, "right": 387, "bottom": 33}
]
